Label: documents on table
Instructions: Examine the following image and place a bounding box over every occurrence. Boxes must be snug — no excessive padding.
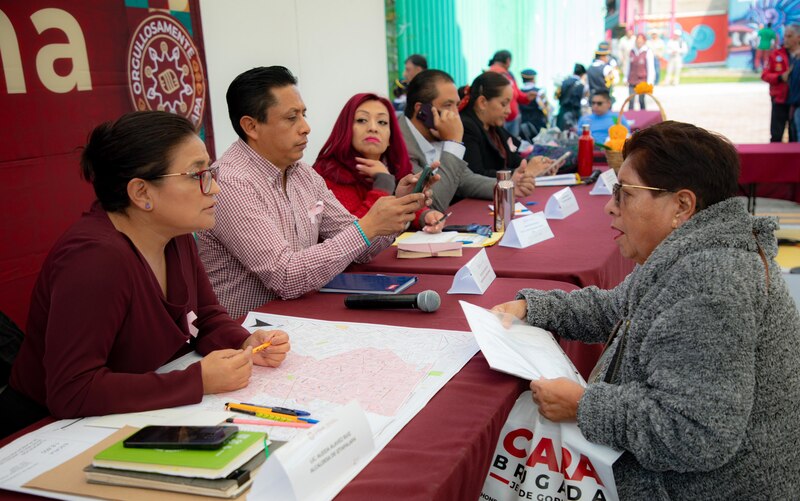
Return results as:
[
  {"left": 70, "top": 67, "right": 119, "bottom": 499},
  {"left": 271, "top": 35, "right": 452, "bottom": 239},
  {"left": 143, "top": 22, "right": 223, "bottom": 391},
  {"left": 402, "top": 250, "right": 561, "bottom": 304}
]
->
[
  {"left": 590, "top": 169, "right": 618, "bottom": 196},
  {"left": 499, "top": 211, "right": 554, "bottom": 249},
  {"left": 394, "top": 231, "right": 494, "bottom": 247},
  {"left": 459, "top": 301, "right": 585, "bottom": 385},
  {"left": 448, "top": 248, "right": 496, "bottom": 294},
  {"left": 397, "top": 241, "right": 463, "bottom": 259},
  {"left": 488, "top": 201, "right": 534, "bottom": 216},
  {"left": 534, "top": 173, "right": 581, "bottom": 186},
  {"left": 544, "top": 186, "right": 580, "bottom": 219}
]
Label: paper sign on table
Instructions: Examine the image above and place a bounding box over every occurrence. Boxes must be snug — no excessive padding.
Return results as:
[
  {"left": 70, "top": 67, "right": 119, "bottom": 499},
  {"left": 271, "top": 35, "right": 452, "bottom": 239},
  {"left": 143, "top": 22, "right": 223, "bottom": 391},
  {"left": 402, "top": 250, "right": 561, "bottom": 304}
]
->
[
  {"left": 544, "top": 187, "right": 580, "bottom": 220},
  {"left": 590, "top": 169, "right": 618, "bottom": 196},
  {"left": 397, "top": 241, "right": 463, "bottom": 258},
  {"left": 498, "top": 212, "right": 554, "bottom": 249},
  {"left": 250, "top": 401, "right": 375, "bottom": 501},
  {"left": 448, "top": 248, "right": 496, "bottom": 294}
]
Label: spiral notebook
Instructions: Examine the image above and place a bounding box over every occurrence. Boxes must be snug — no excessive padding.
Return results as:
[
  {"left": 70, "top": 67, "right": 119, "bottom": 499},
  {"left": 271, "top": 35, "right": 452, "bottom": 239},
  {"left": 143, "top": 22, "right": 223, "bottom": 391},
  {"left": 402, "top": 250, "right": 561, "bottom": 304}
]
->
[{"left": 319, "top": 273, "right": 417, "bottom": 294}]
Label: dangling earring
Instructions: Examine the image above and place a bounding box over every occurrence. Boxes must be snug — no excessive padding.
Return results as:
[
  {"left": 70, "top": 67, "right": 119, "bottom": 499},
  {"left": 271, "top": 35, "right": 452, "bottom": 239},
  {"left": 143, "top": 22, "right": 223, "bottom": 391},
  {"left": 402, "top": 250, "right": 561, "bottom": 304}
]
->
[{"left": 145, "top": 202, "right": 151, "bottom": 210}]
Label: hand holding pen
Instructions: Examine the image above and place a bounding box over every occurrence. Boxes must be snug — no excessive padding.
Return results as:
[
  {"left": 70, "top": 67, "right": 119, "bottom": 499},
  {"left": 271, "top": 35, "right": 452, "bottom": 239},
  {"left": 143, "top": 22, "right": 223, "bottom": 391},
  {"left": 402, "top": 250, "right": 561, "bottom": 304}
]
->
[
  {"left": 243, "top": 329, "right": 291, "bottom": 368},
  {"left": 422, "top": 210, "right": 451, "bottom": 234}
]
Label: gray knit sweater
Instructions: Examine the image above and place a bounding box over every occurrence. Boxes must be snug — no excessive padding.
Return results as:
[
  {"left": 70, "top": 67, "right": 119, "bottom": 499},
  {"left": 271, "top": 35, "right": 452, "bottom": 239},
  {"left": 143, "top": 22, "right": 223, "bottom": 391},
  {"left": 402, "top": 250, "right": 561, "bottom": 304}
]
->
[{"left": 517, "top": 197, "right": 800, "bottom": 499}]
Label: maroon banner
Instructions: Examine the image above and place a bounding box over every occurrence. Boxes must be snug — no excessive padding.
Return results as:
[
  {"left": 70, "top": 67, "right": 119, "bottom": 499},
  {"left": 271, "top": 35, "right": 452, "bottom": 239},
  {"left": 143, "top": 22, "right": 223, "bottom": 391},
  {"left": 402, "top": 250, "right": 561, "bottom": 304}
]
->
[{"left": 0, "top": 0, "right": 213, "bottom": 328}]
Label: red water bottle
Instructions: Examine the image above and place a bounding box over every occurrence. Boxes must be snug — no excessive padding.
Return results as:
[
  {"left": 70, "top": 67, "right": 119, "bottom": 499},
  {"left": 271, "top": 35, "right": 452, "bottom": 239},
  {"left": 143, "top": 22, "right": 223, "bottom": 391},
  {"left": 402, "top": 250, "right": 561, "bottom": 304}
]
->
[{"left": 577, "top": 123, "right": 594, "bottom": 178}]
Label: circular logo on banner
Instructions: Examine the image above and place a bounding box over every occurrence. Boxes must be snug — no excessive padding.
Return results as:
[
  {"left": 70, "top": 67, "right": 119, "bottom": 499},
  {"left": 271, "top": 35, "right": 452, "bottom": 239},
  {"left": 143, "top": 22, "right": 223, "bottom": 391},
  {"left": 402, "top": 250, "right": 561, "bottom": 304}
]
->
[{"left": 127, "top": 14, "right": 206, "bottom": 126}]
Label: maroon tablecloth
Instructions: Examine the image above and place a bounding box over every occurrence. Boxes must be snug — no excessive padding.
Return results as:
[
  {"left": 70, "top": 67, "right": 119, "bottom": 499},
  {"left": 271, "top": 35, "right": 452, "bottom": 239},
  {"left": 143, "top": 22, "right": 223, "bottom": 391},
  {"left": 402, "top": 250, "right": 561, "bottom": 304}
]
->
[
  {"left": 736, "top": 143, "right": 800, "bottom": 205},
  {"left": 258, "top": 274, "right": 582, "bottom": 500},
  {"left": 351, "top": 184, "right": 635, "bottom": 290},
  {"left": 0, "top": 275, "right": 589, "bottom": 501},
  {"left": 623, "top": 110, "right": 662, "bottom": 131}
]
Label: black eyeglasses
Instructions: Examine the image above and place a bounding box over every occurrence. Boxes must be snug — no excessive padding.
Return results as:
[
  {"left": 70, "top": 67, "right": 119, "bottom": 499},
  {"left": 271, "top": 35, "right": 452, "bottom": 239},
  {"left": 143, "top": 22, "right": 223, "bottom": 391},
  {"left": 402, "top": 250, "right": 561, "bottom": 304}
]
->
[
  {"left": 152, "top": 166, "right": 219, "bottom": 194},
  {"left": 612, "top": 182, "right": 671, "bottom": 206}
]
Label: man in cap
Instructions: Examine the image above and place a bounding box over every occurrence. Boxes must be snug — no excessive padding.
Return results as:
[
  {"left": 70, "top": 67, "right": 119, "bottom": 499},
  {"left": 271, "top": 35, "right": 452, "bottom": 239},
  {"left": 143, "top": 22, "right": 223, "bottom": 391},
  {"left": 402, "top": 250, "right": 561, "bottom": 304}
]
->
[
  {"left": 518, "top": 69, "right": 548, "bottom": 135},
  {"left": 587, "top": 41, "right": 617, "bottom": 95}
]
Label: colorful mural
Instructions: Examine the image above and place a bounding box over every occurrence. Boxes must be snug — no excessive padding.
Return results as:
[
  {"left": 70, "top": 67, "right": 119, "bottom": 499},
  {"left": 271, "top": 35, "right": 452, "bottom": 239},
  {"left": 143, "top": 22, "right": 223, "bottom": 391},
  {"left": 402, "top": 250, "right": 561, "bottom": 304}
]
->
[{"left": 728, "top": 0, "right": 800, "bottom": 69}]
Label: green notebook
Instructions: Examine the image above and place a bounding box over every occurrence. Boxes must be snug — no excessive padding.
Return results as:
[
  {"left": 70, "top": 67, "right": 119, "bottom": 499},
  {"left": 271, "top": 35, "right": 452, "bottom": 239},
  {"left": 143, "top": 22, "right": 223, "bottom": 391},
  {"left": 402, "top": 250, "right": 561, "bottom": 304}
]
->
[{"left": 93, "top": 431, "right": 266, "bottom": 479}]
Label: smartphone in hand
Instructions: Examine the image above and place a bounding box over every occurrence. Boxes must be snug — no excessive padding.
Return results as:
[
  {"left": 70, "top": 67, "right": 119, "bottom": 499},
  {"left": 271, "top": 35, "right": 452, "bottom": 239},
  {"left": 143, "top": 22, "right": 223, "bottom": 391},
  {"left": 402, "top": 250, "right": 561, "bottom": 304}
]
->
[
  {"left": 413, "top": 165, "right": 435, "bottom": 193},
  {"left": 123, "top": 426, "right": 238, "bottom": 450},
  {"left": 416, "top": 102, "right": 436, "bottom": 129}
]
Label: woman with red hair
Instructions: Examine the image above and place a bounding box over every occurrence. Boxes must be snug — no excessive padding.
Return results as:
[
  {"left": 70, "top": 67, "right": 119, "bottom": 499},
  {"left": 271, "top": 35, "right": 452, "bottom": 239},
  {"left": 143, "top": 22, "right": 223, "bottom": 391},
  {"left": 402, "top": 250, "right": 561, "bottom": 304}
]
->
[{"left": 314, "top": 93, "right": 445, "bottom": 231}]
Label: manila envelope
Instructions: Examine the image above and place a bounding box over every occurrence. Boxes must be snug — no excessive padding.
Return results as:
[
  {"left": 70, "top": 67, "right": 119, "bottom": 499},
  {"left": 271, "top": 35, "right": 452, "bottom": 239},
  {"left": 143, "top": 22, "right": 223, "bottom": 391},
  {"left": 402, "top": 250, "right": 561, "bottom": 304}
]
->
[{"left": 397, "top": 242, "right": 463, "bottom": 259}]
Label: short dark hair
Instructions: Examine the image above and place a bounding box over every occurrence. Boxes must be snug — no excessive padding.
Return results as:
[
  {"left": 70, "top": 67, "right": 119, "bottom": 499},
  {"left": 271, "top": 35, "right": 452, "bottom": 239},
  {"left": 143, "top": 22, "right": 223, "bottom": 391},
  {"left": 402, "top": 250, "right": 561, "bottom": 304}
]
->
[
  {"left": 81, "top": 111, "right": 197, "bottom": 212},
  {"left": 574, "top": 63, "right": 587, "bottom": 76},
  {"left": 405, "top": 54, "right": 428, "bottom": 70},
  {"left": 462, "top": 71, "right": 511, "bottom": 112},
  {"left": 404, "top": 69, "right": 454, "bottom": 119},
  {"left": 488, "top": 50, "right": 512, "bottom": 66},
  {"left": 226, "top": 66, "right": 298, "bottom": 141},
  {"left": 591, "top": 90, "right": 612, "bottom": 102},
  {"left": 623, "top": 121, "right": 740, "bottom": 211}
]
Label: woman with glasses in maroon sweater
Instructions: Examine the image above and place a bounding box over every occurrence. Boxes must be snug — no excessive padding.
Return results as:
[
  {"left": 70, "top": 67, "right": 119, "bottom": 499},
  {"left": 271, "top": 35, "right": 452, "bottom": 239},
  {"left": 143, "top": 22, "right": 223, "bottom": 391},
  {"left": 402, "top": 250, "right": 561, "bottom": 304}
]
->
[{"left": 0, "top": 111, "right": 291, "bottom": 439}]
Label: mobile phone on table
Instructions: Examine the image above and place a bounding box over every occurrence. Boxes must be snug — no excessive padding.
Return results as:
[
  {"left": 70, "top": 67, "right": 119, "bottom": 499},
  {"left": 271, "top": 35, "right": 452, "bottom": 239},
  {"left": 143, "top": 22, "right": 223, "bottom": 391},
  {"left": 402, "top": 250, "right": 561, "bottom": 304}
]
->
[
  {"left": 416, "top": 102, "right": 435, "bottom": 129},
  {"left": 122, "top": 425, "right": 238, "bottom": 450},
  {"left": 413, "top": 165, "right": 435, "bottom": 193}
]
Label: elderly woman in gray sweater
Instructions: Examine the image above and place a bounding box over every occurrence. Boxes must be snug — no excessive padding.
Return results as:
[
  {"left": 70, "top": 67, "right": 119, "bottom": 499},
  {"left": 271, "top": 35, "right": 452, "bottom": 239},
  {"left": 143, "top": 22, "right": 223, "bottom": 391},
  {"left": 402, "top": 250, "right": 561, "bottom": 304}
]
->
[{"left": 492, "top": 121, "right": 800, "bottom": 499}]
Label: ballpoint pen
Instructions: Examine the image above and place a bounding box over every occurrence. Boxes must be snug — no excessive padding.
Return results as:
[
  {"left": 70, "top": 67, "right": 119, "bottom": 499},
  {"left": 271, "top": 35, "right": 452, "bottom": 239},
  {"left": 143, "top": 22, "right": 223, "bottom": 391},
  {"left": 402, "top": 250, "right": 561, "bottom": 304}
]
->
[
  {"left": 251, "top": 341, "right": 272, "bottom": 354},
  {"left": 434, "top": 212, "right": 453, "bottom": 225},
  {"left": 226, "top": 417, "right": 313, "bottom": 429},
  {"left": 227, "top": 403, "right": 319, "bottom": 423},
  {"left": 241, "top": 403, "right": 311, "bottom": 416}
]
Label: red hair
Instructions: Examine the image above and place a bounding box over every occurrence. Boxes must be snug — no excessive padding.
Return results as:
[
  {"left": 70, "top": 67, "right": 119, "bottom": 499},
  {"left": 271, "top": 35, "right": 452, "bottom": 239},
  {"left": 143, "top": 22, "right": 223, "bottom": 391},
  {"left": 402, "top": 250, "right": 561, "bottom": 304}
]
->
[{"left": 313, "top": 93, "right": 412, "bottom": 187}]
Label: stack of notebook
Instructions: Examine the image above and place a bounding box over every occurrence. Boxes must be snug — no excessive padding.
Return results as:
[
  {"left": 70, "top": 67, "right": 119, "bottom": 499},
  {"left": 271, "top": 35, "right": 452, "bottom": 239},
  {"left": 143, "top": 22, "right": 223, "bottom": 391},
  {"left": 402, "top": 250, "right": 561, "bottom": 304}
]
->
[{"left": 84, "top": 430, "right": 280, "bottom": 498}]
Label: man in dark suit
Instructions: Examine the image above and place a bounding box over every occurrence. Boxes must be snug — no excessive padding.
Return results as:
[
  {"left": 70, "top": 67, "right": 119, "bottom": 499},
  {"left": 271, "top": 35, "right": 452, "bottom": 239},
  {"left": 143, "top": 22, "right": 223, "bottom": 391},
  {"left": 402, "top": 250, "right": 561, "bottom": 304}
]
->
[{"left": 398, "top": 70, "right": 535, "bottom": 212}]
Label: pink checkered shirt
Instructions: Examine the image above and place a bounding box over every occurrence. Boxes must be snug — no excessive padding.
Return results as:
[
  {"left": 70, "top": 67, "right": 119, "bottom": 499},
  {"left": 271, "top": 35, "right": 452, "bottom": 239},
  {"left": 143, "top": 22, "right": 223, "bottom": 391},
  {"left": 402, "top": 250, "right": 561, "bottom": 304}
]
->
[{"left": 198, "top": 139, "right": 394, "bottom": 318}]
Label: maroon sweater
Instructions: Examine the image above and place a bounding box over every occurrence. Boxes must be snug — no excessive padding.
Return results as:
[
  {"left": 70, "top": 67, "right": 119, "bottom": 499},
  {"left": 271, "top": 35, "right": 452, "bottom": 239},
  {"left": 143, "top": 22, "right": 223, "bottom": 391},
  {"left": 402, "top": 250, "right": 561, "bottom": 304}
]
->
[{"left": 10, "top": 203, "right": 250, "bottom": 418}]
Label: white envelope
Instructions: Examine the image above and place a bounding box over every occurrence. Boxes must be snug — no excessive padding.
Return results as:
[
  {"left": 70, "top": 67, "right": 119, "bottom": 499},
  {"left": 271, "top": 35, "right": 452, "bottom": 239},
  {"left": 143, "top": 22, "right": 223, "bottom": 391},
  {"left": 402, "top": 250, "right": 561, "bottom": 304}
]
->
[
  {"left": 448, "top": 248, "right": 496, "bottom": 294},
  {"left": 499, "top": 212, "right": 554, "bottom": 248},
  {"left": 544, "top": 187, "right": 580, "bottom": 219}
]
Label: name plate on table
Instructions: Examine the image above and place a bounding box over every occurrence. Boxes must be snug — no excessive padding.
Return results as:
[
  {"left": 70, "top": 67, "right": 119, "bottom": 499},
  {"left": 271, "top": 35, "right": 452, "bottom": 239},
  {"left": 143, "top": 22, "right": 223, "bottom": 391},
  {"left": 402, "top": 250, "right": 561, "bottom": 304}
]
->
[
  {"left": 448, "top": 248, "right": 496, "bottom": 294},
  {"left": 544, "top": 187, "right": 579, "bottom": 220},
  {"left": 250, "top": 401, "right": 375, "bottom": 501},
  {"left": 499, "top": 212, "right": 554, "bottom": 249},
  {"left": 589, "top": 169, "right": 618, "bottom": 196}
]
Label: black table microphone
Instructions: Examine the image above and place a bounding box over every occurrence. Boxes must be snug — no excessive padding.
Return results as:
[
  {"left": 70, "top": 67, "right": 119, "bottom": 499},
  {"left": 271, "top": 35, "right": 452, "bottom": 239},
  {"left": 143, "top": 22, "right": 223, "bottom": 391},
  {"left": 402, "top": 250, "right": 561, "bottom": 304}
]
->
[{"left": 344, "top": 290, "right": 441, "bottom": 313}]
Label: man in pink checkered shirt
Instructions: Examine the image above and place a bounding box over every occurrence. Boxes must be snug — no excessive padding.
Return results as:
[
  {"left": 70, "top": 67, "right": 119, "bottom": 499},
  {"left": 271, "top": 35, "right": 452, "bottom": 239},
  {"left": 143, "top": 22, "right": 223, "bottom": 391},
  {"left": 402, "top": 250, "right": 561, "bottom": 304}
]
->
[{"left": 198, "top": 67, "right": 428, "bottom": 318}]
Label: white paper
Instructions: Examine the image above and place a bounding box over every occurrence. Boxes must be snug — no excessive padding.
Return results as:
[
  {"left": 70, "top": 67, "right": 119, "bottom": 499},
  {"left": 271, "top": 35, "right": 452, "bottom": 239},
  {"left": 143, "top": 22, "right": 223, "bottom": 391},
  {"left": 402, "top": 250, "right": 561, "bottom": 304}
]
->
[
  {"left": 534, "top": 173, "right": 580, "bottom": 186},
  {"left": 448, "top": 248, "right": 496, "bottom": 294},
  {"left": 544, "top": 187, "right": 580, "bottom": 220},
  {"left": 499, "top": 212, "right": 554, "bottom": 249},
  {"left": 82, "top": 407, "right": 233, "bottom": 429},
  {"left": 250, "top": 402, "right": 375, "bottom": 501},
  {"left": 400, "top": 231, "right": 459, "bottom": 244},
  {"left": 590, "top": 169, "right": 618, "bottom": 196},
  {"left": 459, "top": 301, "right": 585, "bottom": 385},
  {"left": 488, "top": 201, "right": 534, "bottom": 217}
]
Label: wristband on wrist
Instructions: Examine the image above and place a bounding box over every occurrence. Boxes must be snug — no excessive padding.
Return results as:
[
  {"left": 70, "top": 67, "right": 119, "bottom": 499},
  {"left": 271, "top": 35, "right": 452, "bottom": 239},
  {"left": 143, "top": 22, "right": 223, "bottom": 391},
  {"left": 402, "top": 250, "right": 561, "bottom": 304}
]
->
[{"left": 353, "top": 220, "right": 371, "bottom": 247}]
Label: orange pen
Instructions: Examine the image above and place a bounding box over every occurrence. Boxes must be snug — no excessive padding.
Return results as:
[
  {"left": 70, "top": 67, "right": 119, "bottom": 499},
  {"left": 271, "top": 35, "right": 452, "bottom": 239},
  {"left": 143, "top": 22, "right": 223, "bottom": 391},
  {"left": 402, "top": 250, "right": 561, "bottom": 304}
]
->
[{"left": 251, "top": 341, "right": 272, "bottom": 354}]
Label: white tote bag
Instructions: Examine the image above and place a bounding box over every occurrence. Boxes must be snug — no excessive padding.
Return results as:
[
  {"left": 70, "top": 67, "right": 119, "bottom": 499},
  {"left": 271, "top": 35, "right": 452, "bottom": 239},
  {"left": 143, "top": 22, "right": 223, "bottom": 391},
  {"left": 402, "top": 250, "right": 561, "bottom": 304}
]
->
[{"left": 481, "top": 391, "right": 622, "bottom": 501}]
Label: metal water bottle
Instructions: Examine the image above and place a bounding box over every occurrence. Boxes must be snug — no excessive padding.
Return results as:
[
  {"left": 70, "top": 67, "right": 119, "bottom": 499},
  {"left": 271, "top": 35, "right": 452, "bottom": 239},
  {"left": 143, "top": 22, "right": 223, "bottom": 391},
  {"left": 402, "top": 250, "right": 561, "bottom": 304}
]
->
[
  {"left": 577, "top": 123, "right": 594, "bottom": 178},
  {"left": 494, "top": 170, "right": 514, "bottom": 232}
]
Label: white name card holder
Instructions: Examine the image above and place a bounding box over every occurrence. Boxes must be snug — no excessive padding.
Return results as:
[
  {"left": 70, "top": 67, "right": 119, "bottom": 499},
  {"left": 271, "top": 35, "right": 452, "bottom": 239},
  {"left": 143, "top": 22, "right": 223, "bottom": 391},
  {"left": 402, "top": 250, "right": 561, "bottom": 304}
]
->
[
  {"left": 544, "top": 187, "right": 580, "bottom": 220},
  {"left": 250, "top": 401, "right": 375, "bottom": 501},
  {"left": 448, "top": 248, "right": 496, "bottom": 294},
  {"left": 499, "top": 212, "right": 555, "bottom": 249},
  {"left": 589, "top": 169, "right": 618, "bottom": 196}
]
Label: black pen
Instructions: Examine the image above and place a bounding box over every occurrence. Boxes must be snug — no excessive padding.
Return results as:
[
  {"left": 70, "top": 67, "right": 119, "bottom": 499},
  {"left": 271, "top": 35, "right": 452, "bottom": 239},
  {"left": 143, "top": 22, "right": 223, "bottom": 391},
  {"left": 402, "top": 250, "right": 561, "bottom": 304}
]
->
[{"left": 434, "top": 212, "right": 453, "bottom": 225}]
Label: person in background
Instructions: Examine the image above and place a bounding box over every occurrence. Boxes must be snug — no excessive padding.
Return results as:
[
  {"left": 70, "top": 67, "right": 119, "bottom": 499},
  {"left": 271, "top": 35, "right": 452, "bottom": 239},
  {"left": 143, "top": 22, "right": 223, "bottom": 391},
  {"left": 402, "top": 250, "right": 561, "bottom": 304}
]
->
[
  {"left": 556, "top": 63, "right": 587, "bottom": 131},
  {"left": 786, "top": 24, "right": 800, "bottom": 141},
  {"left": 398, "top": 69, "right": 535, "bottom": 212},
  {"left": 577, "top": 90, "right": 630, "bottom": 144},
  {"left": 313, "top": 92, "right": 445, "bottom": 231},
  {"left": 394, "top": 54, "right": 429, "bottom": 113},
  {"left": 663, "top": 30, "right": 689, "bottom": 85},
  {"left": 647, "top": 31, "right": 666, "bottom": 85},
  {"left": 618, "top": 27, "right": 636, "bottom": 79},
  {"left": 757, "top": 22, "right": 777, "bottom": 71},
  {"left": 492, "top": 120, "right": 800, "bottom": 498},
  {"left": 587, "top": 41, "right": 616, "bottom": 96},
  {"left": 761, "top": 24, "right": 799, "bottom": 142},
  {"left": 0, "top": 111, "right": 291, "bottom": 439},
  {"left": 460, "top": 71, "right": 555, "bottom": 178},
  {"left": 488, "top": 49, "right": 532, "bottom": 138},
  {"left": 518, "top": 68, "right": 549, "bottom": 137},
  {"left": 625, "top": 34, "right": 655, "bottom": 110},
  {"left": 198, "top": 66, "right": 427, "bottom": 318}
]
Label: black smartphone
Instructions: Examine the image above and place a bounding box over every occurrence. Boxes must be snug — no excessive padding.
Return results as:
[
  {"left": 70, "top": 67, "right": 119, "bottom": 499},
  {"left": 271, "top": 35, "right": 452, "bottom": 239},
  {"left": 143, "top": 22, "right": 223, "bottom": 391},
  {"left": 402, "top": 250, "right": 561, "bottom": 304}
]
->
[
  {"left": 413, "top": 165, "right": 434, "bottom": 193},
  {"left": 122, "top": 425, "right": 238, "bottom": 450},
  {"left": 416, "top": 102, "right": 435, "bottom": 129}
]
